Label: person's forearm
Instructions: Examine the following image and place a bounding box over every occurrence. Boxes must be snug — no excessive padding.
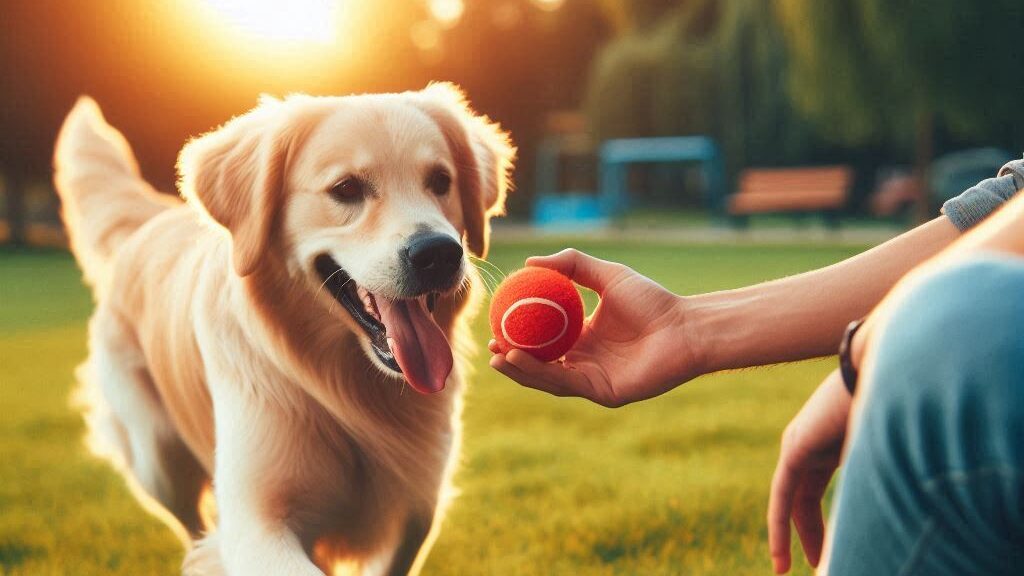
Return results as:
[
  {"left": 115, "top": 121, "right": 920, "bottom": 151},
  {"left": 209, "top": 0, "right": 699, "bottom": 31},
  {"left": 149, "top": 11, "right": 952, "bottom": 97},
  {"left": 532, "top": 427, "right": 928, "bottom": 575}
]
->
[
  {"left": 686, "top": 217, "right": 959, "bottom": 373},
  {"left": 846, "top": 190, "right": 1024, "bottom": 367}
]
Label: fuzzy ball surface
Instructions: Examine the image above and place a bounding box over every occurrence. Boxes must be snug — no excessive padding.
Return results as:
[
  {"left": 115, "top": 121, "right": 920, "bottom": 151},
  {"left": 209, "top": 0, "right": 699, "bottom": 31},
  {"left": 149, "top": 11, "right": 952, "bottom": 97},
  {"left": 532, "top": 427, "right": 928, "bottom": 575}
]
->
[{"left": 489, "top": 267, "right": 584, "bottom": 362}]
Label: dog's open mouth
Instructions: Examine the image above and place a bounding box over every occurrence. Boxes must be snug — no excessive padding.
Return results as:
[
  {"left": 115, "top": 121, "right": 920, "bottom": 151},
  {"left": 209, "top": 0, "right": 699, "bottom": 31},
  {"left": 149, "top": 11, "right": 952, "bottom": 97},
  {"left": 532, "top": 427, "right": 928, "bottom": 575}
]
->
[{"left": 315, "top": 254, "right": 453, "bottom": 394}]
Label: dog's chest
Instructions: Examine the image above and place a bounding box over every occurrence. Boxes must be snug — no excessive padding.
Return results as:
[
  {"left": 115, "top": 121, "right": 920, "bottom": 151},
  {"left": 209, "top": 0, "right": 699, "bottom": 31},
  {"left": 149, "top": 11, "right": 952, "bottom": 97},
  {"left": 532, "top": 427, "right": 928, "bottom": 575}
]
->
[{"left": 275, "top": 409, "right": 451, "bottom": 551}]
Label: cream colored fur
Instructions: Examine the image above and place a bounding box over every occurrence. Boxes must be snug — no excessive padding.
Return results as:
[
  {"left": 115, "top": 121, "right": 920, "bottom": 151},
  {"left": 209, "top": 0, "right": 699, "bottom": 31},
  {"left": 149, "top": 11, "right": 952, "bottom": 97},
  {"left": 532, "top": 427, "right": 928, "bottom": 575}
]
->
[{"left": 52, "top": 85, "right": 514, "bottom": 576}]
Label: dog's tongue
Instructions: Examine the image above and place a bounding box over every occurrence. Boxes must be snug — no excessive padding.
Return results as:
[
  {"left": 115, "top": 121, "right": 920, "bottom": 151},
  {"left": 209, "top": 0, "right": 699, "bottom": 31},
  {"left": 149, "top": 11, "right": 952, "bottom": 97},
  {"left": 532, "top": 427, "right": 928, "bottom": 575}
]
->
[{"left": 377, "top": 297, "right": 453, "bottom": 394}]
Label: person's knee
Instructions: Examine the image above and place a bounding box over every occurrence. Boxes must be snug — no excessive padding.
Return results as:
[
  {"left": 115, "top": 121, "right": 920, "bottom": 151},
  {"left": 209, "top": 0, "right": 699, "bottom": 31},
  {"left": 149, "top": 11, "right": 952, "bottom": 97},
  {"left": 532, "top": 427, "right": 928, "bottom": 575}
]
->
[
  {"left": 862, "top": 255, "right": 1024, "bottom": 474},
  {"left": 828, "top": 256, "right": 1024, "bottom": 575}
]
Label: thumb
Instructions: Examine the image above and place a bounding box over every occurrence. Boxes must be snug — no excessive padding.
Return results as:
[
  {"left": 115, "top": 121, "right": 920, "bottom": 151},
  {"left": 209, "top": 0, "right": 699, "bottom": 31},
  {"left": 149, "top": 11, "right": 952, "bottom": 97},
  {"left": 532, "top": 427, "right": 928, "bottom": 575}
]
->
[{"left": 526, "top": 249, "right": 628, "bottom": 294}]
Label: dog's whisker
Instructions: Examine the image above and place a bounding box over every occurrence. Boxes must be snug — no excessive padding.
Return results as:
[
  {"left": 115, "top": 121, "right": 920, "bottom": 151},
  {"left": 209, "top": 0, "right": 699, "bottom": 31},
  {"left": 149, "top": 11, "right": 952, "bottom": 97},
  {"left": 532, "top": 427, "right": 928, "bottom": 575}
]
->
[
  {"left": 468, "top": 255, "right": 506, "bottom": 279},
  {"left": 469, "top": 263, "right": 504, "bottom": 294},
  {"left": 468, "top": 255, "right": 504, "bottom": 274},
  {"left": 467, "top": 262, "right": 501, "bottom": 294},
  {"left": 315, "top": 266, "right": 347, "bottom": 302},
  {"left": 457, "top": 275, "right": 477, "bottom": 298},
  {"left": 329, "top": 278, "right": 353, "bottom": 315},
  {"left": 478, "top": 274, "right": 498, "bottom": 296},
  {"left": 470, "top": 263, "right": 500, "bottom": 288}
]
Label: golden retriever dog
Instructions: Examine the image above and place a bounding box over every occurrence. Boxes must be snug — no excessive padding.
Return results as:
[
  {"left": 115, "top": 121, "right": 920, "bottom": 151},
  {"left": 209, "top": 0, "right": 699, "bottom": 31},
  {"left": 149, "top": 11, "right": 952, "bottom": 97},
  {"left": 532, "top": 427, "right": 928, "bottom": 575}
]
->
[{"left": 52, "top": 84, "right": 514, "bottom": 575}]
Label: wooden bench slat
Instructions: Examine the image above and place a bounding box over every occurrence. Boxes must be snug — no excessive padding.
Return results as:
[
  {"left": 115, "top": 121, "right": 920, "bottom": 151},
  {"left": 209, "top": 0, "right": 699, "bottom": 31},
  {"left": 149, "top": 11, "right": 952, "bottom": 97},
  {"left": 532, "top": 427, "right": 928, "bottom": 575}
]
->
[
  {"left": 729, "top": 189, "right": 847, "bottom": 213},
  {"left": 739, "top": 183, "right": 847, "bottom": 194},
  {"left": 741, "top": 166, "right": 849, "bottom": 178},
  {"left": 728, "top": 165, "right": 853, "bottom": 216},
  {"left": 739, "top": 177, "right": 850, "bottom": 189}
]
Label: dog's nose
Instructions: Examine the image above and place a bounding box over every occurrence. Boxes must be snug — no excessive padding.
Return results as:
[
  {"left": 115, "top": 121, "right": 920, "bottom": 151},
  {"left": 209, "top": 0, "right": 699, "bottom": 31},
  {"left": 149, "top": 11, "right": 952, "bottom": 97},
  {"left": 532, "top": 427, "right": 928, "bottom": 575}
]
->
[{"left": 404, "top": 232, "right": 463, "bottom": 290}]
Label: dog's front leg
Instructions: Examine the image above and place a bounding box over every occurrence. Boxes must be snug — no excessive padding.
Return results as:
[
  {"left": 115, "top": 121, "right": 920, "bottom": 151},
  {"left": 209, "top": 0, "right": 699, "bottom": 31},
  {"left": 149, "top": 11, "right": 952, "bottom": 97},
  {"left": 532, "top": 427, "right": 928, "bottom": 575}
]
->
[
  {"left": 204, "top": 385, "right": 324, "bottom": 576},
  {"left": 215, "top": 520, "right": 322, "bottom": 576},
  {"left": 385, "top": 512, "right": 436, "bottom": 576}
]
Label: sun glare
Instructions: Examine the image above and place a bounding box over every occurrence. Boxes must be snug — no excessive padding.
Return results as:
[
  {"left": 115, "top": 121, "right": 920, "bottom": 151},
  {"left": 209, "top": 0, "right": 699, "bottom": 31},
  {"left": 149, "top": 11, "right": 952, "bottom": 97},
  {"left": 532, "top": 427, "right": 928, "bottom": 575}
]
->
[
  {"left": 428, "top": 0, "right": 464, "bottom": 28},
  {"left": 532, "top": 0, "right": 565, "bottom": 11},
  {"left": 202, "top": 0, "right": 337, "bottom": 44},
  {"left": 160, "top": 0, "right": 373, "bottom": 91}
]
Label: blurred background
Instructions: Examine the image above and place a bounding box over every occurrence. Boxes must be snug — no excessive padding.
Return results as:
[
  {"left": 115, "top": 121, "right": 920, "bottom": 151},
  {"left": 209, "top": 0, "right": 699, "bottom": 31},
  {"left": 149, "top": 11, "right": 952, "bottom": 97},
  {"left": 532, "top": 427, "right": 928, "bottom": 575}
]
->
[
  {"left": 3, "top": 0, "right": 1023, "bottom": 241},
  {"left": 2, "top": 1, "right": 1023, "bottom": 574}
]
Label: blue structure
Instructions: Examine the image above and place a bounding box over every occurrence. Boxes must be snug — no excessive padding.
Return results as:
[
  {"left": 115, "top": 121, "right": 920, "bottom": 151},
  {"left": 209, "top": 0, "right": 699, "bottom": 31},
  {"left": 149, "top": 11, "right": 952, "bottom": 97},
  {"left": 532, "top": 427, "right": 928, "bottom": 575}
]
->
[
  {"left": 532, "top": 135, "right": 608, "bottom": 230},
  {"left": 599, "top": 136, "right": 725, "bottom": 218},
  {"left": 532, "top": 134, "right": 725, "bottom": 229}
]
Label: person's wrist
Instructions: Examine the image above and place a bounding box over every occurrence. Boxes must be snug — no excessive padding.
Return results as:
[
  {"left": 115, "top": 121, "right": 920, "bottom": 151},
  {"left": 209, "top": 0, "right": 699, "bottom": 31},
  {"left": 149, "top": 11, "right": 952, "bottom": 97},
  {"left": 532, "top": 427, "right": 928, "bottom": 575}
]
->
[
  {"left": 675, "top": 294, "right": 714, "bottom": 378},
  {"left": 838, "top": 319, "right": 865, "bottom": 394}
]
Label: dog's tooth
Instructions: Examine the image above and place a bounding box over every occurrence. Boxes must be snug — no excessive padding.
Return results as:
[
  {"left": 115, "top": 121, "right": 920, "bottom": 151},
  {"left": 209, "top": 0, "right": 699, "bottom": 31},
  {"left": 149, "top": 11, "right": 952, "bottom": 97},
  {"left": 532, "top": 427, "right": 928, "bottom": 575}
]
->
[{"left": 363, "top": 293, "right": 380, "bottom": 320}]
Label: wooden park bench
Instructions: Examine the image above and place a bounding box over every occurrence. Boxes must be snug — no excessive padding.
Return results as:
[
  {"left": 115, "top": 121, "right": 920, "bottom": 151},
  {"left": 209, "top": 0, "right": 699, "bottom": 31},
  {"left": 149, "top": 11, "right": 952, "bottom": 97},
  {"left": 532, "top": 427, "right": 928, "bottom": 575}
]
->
[{"left": 728, "top": 165, "right": 853, "bottom": 227}]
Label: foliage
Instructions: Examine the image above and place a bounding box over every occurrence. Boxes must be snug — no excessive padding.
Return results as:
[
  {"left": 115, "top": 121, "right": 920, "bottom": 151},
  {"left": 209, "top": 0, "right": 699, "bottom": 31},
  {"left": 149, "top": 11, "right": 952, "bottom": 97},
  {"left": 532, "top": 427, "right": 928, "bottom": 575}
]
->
[
  {"left": 776, "top": 0, "right": 1024, "bottom": 149},
  {"left": 0, "top": 241, "right": 866, "bottom": 575},
  {"left": 583, "top": 0, "right": 828, "bottom": 192},
  {"left": 584, "top": 0, "right": 1024, "bottom": 200},
  {"left": 584, "top": 1, "right": 717, "bottom": 141}
]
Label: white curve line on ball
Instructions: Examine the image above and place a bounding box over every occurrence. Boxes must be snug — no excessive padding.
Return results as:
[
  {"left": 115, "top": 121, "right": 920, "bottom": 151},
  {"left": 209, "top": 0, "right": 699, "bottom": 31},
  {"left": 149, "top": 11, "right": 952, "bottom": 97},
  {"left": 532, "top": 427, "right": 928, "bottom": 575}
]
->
[{"left": 500, "top": 297, "right": 569, "bottom": 350}]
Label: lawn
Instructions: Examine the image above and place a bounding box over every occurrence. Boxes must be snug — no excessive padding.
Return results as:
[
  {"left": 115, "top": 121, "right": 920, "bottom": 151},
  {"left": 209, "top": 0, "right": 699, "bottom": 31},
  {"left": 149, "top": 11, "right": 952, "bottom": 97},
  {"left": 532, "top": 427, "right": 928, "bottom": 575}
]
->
[{"left": 0, "top": 240, "right": 865, "bottom": 575}]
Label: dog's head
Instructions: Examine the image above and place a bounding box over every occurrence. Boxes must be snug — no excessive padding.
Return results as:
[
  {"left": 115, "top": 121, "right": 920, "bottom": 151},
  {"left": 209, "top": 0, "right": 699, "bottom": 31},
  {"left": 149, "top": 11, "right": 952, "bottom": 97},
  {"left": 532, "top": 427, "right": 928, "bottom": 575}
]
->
[{"left": 178, "top": 83, "right": 514, "bottom": 394}]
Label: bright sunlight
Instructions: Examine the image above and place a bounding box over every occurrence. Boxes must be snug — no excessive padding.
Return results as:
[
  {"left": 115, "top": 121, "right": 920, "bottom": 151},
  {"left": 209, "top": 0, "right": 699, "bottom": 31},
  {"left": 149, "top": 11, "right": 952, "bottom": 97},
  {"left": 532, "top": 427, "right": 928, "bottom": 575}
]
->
[
  {"left": 201, "top": 0, "right": 338, "bottom": 45},
  {"left": 170, "top": 0, "right": 364, "bottom": 90}
]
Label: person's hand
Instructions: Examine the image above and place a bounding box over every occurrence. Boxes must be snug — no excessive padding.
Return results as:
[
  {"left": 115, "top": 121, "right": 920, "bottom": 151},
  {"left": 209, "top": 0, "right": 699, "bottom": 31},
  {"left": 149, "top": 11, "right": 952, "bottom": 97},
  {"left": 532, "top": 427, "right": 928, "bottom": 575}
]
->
[
  {"left": 488, "top": 249, "right": 700, "bottom": 407},
  {"left": 768, "top": 368, "right": 852, "bottom": 574}
]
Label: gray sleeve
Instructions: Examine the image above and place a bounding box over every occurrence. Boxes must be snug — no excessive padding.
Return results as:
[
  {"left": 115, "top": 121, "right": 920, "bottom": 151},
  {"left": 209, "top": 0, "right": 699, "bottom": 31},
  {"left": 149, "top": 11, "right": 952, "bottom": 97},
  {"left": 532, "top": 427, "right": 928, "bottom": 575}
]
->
[{"left": 942, "top": 157, "right": 1024, "bottom": 231}]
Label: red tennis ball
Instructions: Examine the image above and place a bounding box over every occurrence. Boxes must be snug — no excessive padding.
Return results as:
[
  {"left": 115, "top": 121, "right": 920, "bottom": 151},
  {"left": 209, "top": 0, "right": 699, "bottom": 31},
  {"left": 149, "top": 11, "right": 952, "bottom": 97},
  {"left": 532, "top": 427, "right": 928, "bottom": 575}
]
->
[{"left": 489, "top": 267, "right": 584, "bottom": 362}]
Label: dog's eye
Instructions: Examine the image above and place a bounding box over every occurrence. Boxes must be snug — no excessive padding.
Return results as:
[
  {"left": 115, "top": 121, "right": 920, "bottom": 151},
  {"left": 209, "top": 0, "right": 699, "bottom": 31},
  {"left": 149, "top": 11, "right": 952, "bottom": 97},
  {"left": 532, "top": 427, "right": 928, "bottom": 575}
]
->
[
  {"left": 329, "top": 177, "right": 366, "bottom": 204},
  {"left": 426, "top": 169, "right": 452, "bottom": 196}
]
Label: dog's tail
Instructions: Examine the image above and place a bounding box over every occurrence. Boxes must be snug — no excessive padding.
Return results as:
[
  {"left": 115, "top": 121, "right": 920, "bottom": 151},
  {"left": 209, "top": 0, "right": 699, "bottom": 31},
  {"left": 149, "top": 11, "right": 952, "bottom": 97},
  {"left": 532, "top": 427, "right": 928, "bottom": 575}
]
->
[{"left": 53, "top": 97, "right": 180, "bottom": 286}]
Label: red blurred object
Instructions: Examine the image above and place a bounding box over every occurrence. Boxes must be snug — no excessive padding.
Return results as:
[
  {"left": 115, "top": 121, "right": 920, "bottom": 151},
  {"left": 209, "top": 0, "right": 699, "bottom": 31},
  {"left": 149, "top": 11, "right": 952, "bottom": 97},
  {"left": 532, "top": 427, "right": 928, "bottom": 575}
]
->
[{"left": 870, "top": 173, "right": 923, "bottom": 217}]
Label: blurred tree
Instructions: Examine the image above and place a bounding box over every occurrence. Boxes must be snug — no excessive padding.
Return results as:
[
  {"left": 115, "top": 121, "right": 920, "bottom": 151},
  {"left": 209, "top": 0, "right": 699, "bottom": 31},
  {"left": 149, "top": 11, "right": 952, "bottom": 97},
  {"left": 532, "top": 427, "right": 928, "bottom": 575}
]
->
[
  {"left": 582, "top": 0, "right": 1024, "bottom": 214},
  {"left": 776, "top": 0, "right": 1024, "bottom": 217},
  {"left": 583, "top": 0, "right": 827, "bottom": 205}
]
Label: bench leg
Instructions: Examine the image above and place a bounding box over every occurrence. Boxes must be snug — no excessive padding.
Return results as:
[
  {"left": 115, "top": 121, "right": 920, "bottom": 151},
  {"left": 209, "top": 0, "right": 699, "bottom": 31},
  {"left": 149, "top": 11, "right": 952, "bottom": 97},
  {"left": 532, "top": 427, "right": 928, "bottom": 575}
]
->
[
  {"left": 728, "top": 214, "right": 749, "bottom": 229},
  {"left": 822, "top": 210, "right": 841, "bottom": 229}
]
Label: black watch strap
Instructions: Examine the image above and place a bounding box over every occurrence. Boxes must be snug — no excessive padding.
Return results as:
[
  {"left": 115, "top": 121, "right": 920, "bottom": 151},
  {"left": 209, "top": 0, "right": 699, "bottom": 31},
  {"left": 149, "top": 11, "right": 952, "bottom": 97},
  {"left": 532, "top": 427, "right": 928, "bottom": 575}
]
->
[{"left": 838, "top": 318, "right": 865, "bottom": 395}]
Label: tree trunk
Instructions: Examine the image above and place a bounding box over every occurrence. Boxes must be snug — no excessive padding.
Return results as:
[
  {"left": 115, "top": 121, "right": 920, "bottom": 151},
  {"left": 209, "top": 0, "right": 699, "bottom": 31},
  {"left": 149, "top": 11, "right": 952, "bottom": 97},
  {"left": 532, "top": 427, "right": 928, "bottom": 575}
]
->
[{"left": 912, "top": 109, "right": 934, "bottom": 224}]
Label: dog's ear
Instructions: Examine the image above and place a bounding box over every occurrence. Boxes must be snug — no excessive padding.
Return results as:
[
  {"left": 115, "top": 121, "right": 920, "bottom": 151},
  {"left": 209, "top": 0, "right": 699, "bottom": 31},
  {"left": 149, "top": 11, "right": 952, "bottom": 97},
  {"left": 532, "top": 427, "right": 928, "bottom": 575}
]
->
[
  {"left": 177, "top": 97, "right": 292, "bottom": 277},
  {"left": 412, "top": 83, "right": 516, "bottom": 259}
]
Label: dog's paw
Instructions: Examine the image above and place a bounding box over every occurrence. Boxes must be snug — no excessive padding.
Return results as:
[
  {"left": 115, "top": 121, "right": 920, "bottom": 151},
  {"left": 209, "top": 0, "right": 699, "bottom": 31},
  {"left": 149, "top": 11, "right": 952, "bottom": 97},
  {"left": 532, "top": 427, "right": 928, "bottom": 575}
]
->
[{"left": 183, "top": 533, "right": 226, "bottom": 576}]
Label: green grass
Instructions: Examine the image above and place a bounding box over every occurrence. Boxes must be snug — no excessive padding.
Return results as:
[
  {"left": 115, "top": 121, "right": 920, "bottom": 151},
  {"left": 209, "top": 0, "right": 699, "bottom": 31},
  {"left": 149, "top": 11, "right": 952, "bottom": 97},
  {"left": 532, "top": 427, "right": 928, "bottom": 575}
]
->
[{"left": 0, "top": 241, "right": 864, "bottom": 575}]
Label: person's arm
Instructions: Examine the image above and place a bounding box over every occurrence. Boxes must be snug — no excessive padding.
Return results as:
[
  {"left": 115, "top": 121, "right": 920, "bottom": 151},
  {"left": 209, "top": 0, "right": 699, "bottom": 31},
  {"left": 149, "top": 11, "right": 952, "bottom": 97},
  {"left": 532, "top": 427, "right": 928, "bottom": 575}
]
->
[
  {"left": 692, "top": 161, "right": 1024, "bottom": 372},
  {"left": 490, "top": 218, "right": 959, "bottom": 406},
  {"left": 688, "top": 216, "right": 957, "bottom": 373},
  {"left": 768, "top": 367, "right": 850, "bottom": 574},
  {"left": 851, "top": 180, "right": 1024, "bottom": 367},
  {"left": 693, "top": 160, "right": 1024, "bottom": 372}
]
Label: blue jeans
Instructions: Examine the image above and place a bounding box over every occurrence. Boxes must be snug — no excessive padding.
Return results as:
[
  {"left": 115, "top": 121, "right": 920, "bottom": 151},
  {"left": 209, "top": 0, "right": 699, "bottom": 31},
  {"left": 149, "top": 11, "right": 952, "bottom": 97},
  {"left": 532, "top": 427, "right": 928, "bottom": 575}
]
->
[{"left": 829, "top": 255, "right": 1024, "bottom": 575}]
